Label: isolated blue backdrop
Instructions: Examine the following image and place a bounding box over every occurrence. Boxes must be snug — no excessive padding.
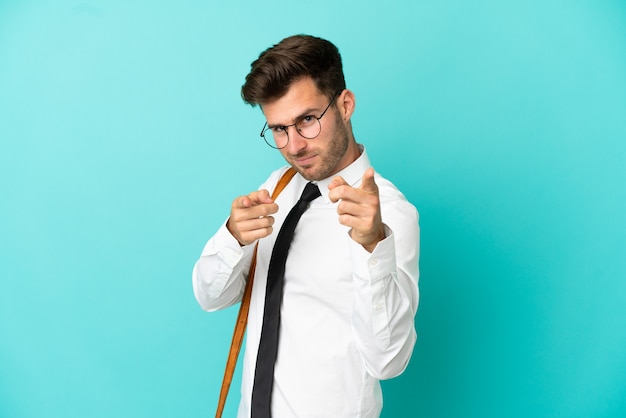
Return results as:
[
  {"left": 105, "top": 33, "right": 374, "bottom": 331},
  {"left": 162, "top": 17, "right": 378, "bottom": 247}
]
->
[{"left": 1, "top": 1, "right": 625, "bottom": 417}]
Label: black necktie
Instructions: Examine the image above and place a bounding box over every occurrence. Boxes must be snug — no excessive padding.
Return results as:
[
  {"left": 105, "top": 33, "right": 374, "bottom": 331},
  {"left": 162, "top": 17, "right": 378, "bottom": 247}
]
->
[{"left": 251, "top": 182, "right": 321, "bottom": 418}]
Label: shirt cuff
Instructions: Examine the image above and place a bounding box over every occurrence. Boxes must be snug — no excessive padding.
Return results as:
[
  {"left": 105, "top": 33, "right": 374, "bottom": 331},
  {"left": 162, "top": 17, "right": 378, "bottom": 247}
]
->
[
  {"left": 349, "top": 224, "right": 397, "bottom": 283},
  {"left": 201, "top": 222, "right": 249, "bottom": 267}
]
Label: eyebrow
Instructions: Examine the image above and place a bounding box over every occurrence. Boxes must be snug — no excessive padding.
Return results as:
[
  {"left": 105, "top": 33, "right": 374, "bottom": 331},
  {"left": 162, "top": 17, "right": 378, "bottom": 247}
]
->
[{"left": 267, "top": 106, "right": 322, "bottom": 128}]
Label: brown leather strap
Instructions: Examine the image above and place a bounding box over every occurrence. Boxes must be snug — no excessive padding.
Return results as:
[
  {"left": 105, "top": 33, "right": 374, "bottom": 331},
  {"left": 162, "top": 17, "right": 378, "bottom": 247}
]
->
[{"left": 215, "top": 167, "right": 297, "bottom": 418}]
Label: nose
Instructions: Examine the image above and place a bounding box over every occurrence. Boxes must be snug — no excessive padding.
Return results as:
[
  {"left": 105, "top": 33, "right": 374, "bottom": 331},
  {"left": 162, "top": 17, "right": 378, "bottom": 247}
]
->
[{"left": 285, "top": 126, "right": 308, "bottom": 154}]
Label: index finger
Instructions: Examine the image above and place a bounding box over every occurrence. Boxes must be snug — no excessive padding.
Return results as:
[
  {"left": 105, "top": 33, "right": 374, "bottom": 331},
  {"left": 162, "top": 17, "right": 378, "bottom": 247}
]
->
[
  {"left": 328, "top": 175, "right": 349, "bottom": 190},
  {"left": 328, "top": 176, "right": 357, "bottom": 203},
  {"left": 236, "top": 189, "right": 273, "bottom": 209}
]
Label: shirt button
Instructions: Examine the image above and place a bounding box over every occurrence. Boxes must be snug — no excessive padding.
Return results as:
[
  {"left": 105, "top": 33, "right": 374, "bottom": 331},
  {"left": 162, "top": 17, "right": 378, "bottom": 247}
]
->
[
  {"left": 369, "top": 258, "right": 379, "bottom": 266},
  {"left": 374, "top": 303, "right": 384, "bottom": 311}
]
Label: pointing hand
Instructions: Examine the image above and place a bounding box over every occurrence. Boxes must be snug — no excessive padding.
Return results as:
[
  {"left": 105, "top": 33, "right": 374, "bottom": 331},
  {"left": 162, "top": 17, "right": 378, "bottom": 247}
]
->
[
  {"left": 227, "top": 190, "right": 279, "bottom": 246},
  {"left": 328, "top": 168, "right": 385, "bottom": 252}
]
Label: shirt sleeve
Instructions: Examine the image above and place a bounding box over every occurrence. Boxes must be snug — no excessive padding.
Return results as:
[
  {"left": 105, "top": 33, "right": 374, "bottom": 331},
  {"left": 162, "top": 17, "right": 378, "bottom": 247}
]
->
[
  {"left": 348, "top": 198, "right": 420, "bottom": 380},
  {"left": 191, "top": 168, "right": 288, "bottom": 312},
  {"left": 192, "top": 222, "right": 256, "bottom": 311}
]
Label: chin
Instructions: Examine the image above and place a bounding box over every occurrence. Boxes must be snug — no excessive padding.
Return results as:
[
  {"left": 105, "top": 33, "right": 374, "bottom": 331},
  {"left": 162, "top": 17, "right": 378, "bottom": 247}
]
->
[{"left": 295, "top": 166, "right": 321, "bottom": 182}]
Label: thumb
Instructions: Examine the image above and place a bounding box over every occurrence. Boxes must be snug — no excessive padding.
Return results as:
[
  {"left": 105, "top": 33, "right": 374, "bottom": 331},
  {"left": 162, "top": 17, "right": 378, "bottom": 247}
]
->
[
  {"left": 360, "top": 168, "right": 378, "bottom": 193},
  {"left": 256, "top": 189, "right": 274, "bottom": 204},
  {"left": 239, "top": 196, "right": 252, "bottom": 208},
  {"left": 328, "top": 175, "right": 349, "bottom": 190}
]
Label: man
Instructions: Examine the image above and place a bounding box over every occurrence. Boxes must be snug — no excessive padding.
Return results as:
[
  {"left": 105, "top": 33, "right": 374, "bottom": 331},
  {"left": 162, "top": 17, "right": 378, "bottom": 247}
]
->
[{"left": 193, "top": 34, "right": 419, "bottom": 417}]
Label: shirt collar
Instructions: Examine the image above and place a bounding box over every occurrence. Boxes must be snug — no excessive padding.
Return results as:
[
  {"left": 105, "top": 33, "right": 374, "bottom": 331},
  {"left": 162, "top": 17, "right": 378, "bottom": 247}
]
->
[{"left": 314, "top": 144, "right": 370, "bottom": 204}]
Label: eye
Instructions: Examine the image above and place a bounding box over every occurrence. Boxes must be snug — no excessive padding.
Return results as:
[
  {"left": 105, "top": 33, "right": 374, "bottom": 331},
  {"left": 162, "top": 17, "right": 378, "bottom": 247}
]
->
[
  {"left": 271, "top": 126, "right": 287, "bottom": 134},
  {"left": 298, "top": 115, "right": 316, "bottom": 127}
]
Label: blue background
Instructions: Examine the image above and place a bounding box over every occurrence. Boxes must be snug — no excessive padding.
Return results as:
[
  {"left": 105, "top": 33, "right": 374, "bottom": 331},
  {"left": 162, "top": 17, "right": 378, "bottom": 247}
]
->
[{"left": 1, "top": 1, "right": 625, "bottom": 417}]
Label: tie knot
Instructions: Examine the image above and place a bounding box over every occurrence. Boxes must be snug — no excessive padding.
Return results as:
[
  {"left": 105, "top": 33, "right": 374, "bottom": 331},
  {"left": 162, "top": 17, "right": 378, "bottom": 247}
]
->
[{"left": 300, "top": 182, "right": 321, "bottom": 203}]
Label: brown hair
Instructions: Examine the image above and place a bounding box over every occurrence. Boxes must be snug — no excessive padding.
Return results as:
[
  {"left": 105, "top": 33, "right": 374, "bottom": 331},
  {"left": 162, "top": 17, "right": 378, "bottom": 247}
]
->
[{"left": 241, "top": 34, "right": 346, "bottom": 106}]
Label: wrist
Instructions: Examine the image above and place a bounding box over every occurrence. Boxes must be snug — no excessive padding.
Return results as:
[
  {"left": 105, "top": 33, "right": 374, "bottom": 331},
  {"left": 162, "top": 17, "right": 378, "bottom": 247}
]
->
[{"left": 360, "top": 227, "right": 386, "bottom": 253}]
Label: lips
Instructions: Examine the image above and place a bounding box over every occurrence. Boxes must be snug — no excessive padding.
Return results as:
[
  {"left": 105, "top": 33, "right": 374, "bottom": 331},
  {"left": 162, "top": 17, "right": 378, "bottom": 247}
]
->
[{"left": 294, "top": 154, "right": 317, "bottom": 166}]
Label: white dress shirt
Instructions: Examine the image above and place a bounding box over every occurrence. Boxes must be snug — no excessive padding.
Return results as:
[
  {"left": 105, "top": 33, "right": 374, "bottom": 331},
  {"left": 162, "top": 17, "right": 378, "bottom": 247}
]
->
[{"left": 193, "top": 148, "right": 419, "bottom": 417}]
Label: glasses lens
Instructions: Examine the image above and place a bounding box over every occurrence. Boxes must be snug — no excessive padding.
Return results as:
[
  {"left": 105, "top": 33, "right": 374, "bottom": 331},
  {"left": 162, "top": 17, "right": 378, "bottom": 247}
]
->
[
  {"left": 296, "top": 117, "right": 322, "bottom": 139},
  {"left": 262, "top": 127, "right": 288, "bottom": 149}
]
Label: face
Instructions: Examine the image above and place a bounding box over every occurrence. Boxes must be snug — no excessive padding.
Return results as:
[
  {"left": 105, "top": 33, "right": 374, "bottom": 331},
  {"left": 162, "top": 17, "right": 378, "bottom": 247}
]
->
[{"left": 261, "top": 77, "right": 359, "bottom": 181}]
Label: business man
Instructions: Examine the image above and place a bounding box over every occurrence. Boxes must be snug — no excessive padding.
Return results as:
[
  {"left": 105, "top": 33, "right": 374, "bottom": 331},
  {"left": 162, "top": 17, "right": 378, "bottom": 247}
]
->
[{"left": 193, "top": 34, "right": 419, "bottom": 417}]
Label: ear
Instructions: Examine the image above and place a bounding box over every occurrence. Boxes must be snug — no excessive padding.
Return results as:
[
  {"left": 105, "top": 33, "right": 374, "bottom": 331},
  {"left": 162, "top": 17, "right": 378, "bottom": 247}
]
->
[{"left": 337, "top": 89, "right": 356, "bottom": 122}]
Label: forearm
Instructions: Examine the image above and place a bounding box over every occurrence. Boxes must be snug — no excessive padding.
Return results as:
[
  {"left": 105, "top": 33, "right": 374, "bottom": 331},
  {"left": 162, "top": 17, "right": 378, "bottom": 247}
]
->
[
  {"left": 192, "top": 222, "right": 256, "bottom": 311},
  {"left": 192, "top": 169, "right": 287, "bottom": 311},
  {"left": 350, "top": 222, "right": 420, "bottom": 380}
]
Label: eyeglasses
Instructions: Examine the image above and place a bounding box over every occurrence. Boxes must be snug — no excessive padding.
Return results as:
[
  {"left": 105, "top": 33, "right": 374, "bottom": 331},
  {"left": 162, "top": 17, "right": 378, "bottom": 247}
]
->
[{"left": 260, "top": 90, "right": 342, "bottom": 149}]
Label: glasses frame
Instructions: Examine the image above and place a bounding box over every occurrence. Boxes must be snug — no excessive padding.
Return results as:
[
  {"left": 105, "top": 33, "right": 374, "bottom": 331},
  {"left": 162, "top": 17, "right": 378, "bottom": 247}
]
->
[{"left": 260, "top": 90, "right": 342, "bottom": 149}]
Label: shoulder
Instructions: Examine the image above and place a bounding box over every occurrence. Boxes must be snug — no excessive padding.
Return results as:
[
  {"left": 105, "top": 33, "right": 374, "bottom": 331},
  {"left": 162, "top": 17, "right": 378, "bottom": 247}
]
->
[
  {"left": 258, "top": 165, "right": 295, "bottom": 193},
  {"left": 374, "top": 172, "right": 419, "bottom": 221},
  {"left": 373, "top": 172, "right": 409, "bottom": 202}
]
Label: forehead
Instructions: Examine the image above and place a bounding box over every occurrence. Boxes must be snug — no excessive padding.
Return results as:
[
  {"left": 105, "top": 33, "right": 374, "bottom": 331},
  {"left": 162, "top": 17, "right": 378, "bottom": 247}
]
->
[{"left": 261, "top": 77, "right": 327, "bottom": 125}]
